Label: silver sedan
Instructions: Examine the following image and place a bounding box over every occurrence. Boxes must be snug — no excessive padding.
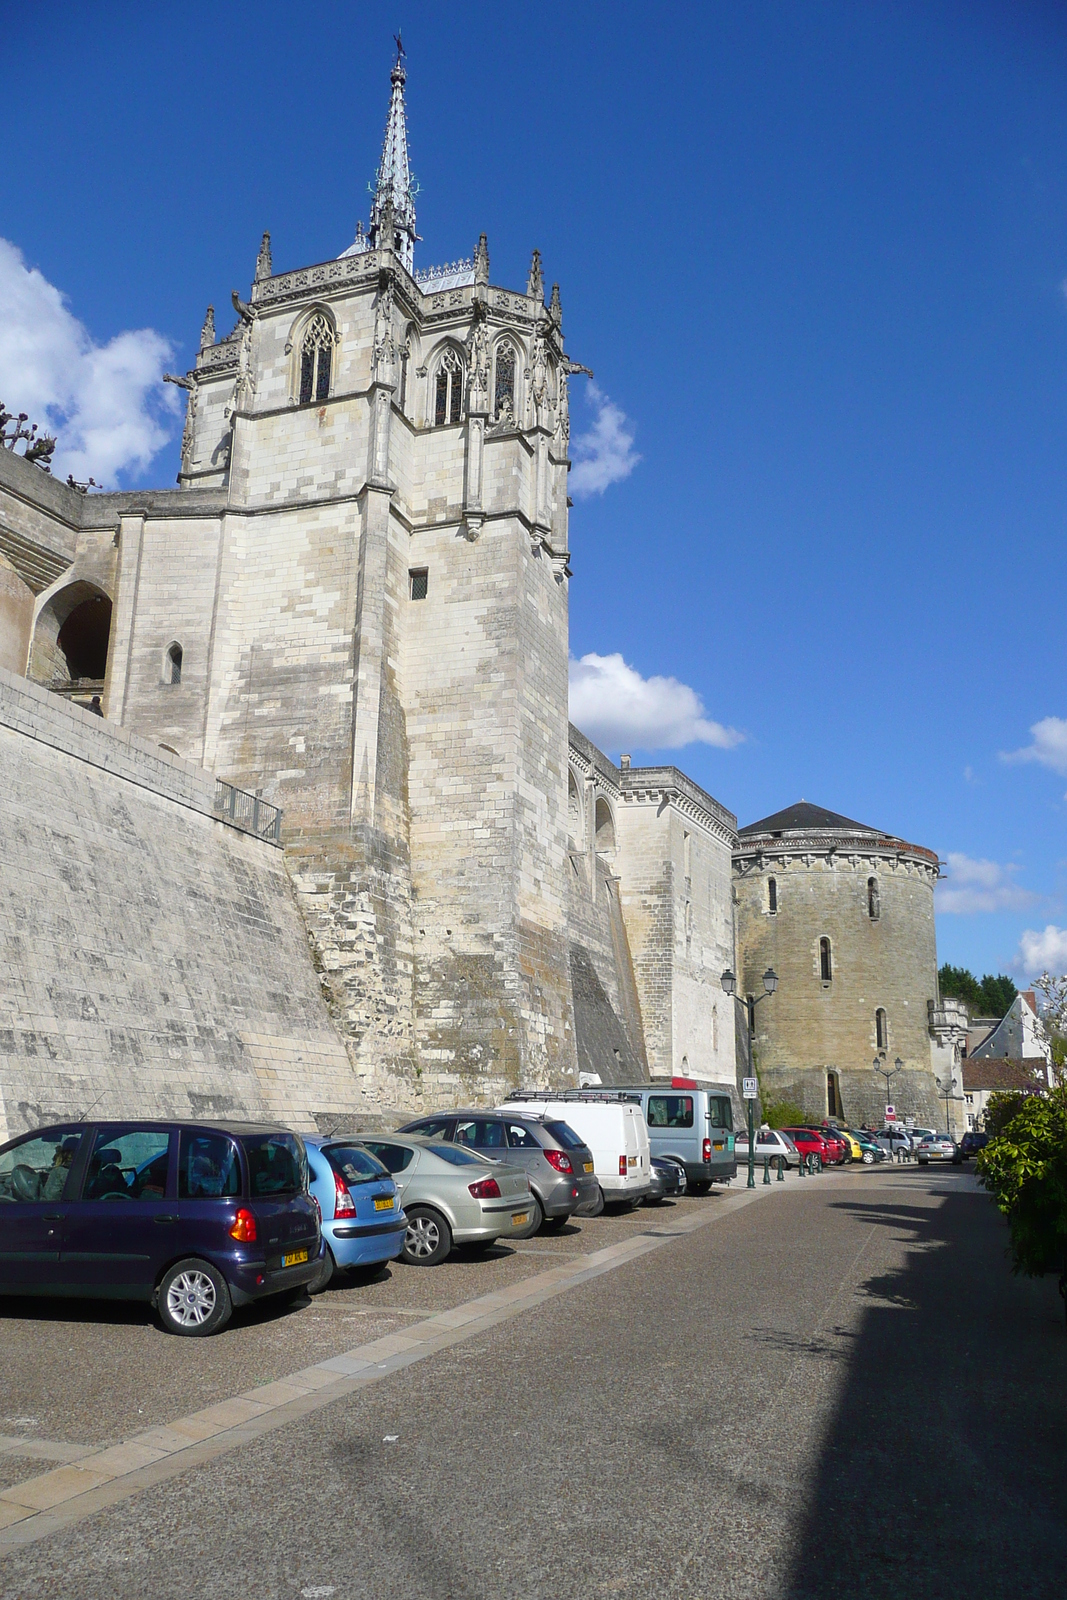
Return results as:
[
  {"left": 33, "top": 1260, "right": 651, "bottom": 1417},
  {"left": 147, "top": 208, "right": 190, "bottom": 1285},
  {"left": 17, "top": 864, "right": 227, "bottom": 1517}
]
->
[
  {"left": 361, "top": 1135, "right": 534, "bottom": 1265},
  {"left": 916, "top": 1134, "right": 958, "bottom": 1164}
]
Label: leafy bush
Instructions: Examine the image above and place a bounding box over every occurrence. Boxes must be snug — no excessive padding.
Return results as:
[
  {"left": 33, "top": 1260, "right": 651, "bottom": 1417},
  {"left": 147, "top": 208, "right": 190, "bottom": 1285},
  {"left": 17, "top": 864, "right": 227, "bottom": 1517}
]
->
[
  {"left": 976, "top": 1085, "right": 1067, "bottom": 1321},
  {"left": 763, "top": 1100, "right": 806, "bottom": 1129},
  {"left": 982, "top": 1090, "right": 1035, "bottom": 1139}
]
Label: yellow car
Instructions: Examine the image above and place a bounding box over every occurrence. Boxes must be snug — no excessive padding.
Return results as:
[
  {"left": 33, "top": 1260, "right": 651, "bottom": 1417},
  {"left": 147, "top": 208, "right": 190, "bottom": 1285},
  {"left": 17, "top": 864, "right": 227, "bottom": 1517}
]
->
[{"left": 835, "top": 1127, "right": 864, "bottom": 1161}]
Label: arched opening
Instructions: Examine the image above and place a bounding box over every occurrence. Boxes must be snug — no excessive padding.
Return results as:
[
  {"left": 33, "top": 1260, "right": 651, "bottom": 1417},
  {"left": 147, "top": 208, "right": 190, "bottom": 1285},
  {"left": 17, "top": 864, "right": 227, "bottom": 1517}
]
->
[
  {"left": 819, "top": 936, "right": 832, "bottom": 982},
  {"left": 827, "top": 1072, "right": 842, "bottom": 1118},
  {"left": 568, "top": 769, "right": 583, "bottom": 852},
  {"left": 298, "top": 312, "right": 334, "bottom": 404},
  {"left": 165, "top": 642, "right": 183, "bottom": 685},
  {"left": 30, "top": 580, "right": 112, "bottom": 704},
  {"left": 768, "top": 875, "right": 778, "bottom": 914},
  {"left": 875, "top": 1007, "right": 887, "bottom": 1050},
  {"left": 867, "top": 876, "right": 880, "bottom": 919},
  {"left": 594, "top": 797, "right": 616, "bottom": 860}
]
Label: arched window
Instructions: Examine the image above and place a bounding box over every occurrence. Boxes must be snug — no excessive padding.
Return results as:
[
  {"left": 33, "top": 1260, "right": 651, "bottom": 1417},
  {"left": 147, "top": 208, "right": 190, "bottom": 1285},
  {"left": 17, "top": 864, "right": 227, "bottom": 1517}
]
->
[
  {"left": 165, "top": 642, "right": 183, "bottom": 685},
  {"left": 819, "top": 937, "right": 832, "bottom": 982},
  {"left": 875, "top": 1008, "right": 887, "bottom": 1050},
  {"left": 299, "top": 313, "right": 334, "bottom": 404},
  {"left": 868, "top": 876, "right": 880, "bottom": 920},
  {"left": 768, "top": 876, "right": 778, "bottom": 914},
  {"left": 434, "top": 348, "right": 464, "bottom": 425},
  {"left": 494, "top": 343, "right": 516, "bottom": 420}
]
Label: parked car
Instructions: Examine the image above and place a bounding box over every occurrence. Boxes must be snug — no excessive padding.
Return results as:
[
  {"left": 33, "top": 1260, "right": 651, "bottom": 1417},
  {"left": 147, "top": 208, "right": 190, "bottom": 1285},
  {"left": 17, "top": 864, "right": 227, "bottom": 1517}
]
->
[
  {"left": 0, "top": 1119, "right": 321, "bottom": 1336},
  {"left": 873, "top": 1126, "right": 913, "bottom": 1160},
  {"left": 396, "top": 1111, "right": 594, "bottom": 1232},
  {"left": 803, "top": 1126, "right": 850, "bottom": 1165},
  {"left": 733, "top": 1128, "right": 801, "bottom": 1171},
  {"left": 826, "top": 1126, "right": 865, "bottom": 1161},
  {"left": 304, "top": 1137, "right": 406, "bottom": 1291},
  {"left": 497, "top": 1094, "right": 652, "bottom": 1207},
  {"left": 916, "top": 1134, "right": 958, "bottom": 1164},
  {"left": 360, "top": 1135, "right": 533, "bottom": 1265},
  {"left": 906, "top": 1125, "right": 938, "bottom": 1150},
  {"left": 841, "top": 1128, "right": 887, "bottom": 1164},
  {"left": 953, "top": 1130, "right": 989, "bottom": 1164},
  {"left": 780, "top": 1128, "right": 835, "bottom": 1170},
  {"left": 646, "top": 1155, "right": 687, "bottom": 1203},
  {"left": 614, "top": 1079, "right": 737, "bottom": 1191}
]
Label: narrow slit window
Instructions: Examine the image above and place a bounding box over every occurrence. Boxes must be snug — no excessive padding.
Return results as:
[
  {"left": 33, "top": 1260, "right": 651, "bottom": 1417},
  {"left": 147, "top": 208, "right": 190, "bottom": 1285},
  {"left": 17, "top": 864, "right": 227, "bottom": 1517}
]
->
[
  {"left": 768, "top": 876, "right": 777, "bottom": 914},
  {"left": 165, "top": 642, "right": 183, "bottom": 685},
  {"left": 819, "top": 937, "right": 832, "bottom": 982},
  {"left": 868, "top": 876, "right": 880, "bottom": 920},
  {"left": 875, "top": 1008, "right": 887, "bottom": 1050},
  {"left": 409, "top": 568, "right": 428, "bottom": 601}
]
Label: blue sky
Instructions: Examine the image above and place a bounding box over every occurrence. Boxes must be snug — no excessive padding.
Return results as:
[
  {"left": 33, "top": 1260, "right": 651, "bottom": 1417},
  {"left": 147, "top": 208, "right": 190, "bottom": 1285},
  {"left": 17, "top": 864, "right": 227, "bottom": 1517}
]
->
[{"left": 4, "top": 0, "right": 1067, "bottom": 981}]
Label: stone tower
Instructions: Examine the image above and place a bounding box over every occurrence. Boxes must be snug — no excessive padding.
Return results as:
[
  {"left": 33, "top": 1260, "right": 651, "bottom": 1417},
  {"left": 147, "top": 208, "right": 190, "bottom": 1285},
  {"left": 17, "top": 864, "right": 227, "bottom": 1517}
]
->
[
  {"left": 100, "top": 46, "right": 579, "bottom": 1108},
  {"left": 733, "top": 801, "right": 943, "bottom": 1125}
]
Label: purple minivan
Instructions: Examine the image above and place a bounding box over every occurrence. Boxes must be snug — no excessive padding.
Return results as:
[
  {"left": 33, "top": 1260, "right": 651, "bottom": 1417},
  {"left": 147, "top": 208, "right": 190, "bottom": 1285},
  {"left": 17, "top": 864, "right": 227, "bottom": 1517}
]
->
[{"left": 0, "top": 1120, "right": 322, "bottom": 1335}]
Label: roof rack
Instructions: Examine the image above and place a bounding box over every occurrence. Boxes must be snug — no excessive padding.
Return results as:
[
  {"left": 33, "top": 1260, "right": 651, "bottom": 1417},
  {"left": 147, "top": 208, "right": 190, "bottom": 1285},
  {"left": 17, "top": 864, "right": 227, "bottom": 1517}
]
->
[{"left": 502, "top": 1088, "right": 640, "bottom": 1104}]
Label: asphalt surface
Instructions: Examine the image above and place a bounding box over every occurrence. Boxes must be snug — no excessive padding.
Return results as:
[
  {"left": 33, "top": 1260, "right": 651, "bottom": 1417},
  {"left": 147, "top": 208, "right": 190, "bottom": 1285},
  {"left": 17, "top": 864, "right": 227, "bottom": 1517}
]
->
[{"left": 1, "top": 1164, "right": 1064, "bottom": 1599}]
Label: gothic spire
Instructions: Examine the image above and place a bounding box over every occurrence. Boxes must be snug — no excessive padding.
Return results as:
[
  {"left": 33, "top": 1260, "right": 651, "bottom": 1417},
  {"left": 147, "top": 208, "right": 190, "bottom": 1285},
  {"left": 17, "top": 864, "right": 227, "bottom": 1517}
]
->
[{"left": 369, "top": 36, "right": 417, "bottom": 272}]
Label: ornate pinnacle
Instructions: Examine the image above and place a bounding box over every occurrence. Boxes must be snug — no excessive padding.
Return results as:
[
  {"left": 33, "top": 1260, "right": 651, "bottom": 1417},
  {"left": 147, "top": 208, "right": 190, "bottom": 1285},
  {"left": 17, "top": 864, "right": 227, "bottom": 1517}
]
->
[
  {"left": 474, "top": 233, "right": 490, "bottom": 288},
  {"left": 200, "top": 306, "right": 215, "bottom": 351},
  {"left": 526, "top": 249, "right": 544, "bottom": 301},
  {"left": 255, "top": 231, "right": 272, "bottom": 281},
  {"left": 548, "top": 282, "right": 562, "bottom": 325},
  {"left": 369, "top": 40, "right": 417, "bottom": 272}
]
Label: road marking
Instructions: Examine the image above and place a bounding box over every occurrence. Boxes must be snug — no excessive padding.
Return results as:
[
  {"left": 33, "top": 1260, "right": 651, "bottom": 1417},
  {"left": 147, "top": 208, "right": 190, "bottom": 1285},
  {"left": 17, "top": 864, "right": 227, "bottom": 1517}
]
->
[{"left": 0, "top": 1185, "right": 775, "bottom": 1554}]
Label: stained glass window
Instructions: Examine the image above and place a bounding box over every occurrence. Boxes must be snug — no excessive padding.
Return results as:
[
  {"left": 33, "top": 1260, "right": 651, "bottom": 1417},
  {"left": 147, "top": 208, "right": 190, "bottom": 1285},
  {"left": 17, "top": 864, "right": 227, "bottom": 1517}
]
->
[
  {"left": 299, "top": 313, "right": 335, "bottom": 405},
  {"left": 494, "top": 344, "right": 515, "bottom": 420},
  {"left": 434, "top": 348, "right": 463, "bottom": 426}
]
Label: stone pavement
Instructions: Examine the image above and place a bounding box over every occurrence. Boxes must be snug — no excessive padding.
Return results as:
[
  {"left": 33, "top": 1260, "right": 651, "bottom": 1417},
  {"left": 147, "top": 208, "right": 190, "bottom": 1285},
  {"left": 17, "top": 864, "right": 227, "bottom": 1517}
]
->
[{"left": 0, "top": 1165, "right": 1064, "bottom": 1599}]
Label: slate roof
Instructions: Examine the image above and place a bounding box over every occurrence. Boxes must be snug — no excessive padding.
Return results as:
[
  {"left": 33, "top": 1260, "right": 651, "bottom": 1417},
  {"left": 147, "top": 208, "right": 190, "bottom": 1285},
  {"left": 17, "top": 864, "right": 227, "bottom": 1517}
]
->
[
  {"left": 739, "top": 801, "right": 885, "bottom": 838},
  {"left": 961, "top": 1058, "right": 1049, "bottom": 1093}
]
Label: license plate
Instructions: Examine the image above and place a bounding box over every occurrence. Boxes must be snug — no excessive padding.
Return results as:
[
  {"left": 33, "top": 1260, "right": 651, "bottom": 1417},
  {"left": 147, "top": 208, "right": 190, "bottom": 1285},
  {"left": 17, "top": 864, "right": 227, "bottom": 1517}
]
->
[
  {"left": 511, "top": 1212, "right": 529, "bottom": 1227},
  {"left": 281, "top": 1249, "right": 308, "bottom": 1268},
  {"left": 374, "top": 1197, "right": 393, "bottom": 1211},
  {"left": 583, "top": 1162, "right": 593, "bottom": 1173}
]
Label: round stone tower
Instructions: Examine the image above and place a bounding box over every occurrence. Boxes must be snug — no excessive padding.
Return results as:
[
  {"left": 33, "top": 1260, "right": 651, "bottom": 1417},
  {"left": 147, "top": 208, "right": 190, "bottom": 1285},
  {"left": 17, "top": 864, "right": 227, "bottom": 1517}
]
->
[{"left": 733, "top": 801, "right": 942, "bottom": 1127}]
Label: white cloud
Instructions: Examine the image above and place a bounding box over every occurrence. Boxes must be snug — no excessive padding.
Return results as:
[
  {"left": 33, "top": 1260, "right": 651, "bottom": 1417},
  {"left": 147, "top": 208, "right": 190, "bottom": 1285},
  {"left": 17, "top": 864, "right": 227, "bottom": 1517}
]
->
[
  {"left": 569, "top": 651, "right": 743, "bottom": 754},
  {"left": 0, "top": 237, "right": 177, "bottom": 487},
  {"left": 569, "top": 382, "right": 640, "bottom": 498},
  {"left": 1001, "top": 716, "right": 1067, "bottom": 779},
  {"left": 1017, "top": 925, "right": 1067, "bottom": 976},
  {"left": 935, "top": 852, "right": 1039, "bottom": 914}
]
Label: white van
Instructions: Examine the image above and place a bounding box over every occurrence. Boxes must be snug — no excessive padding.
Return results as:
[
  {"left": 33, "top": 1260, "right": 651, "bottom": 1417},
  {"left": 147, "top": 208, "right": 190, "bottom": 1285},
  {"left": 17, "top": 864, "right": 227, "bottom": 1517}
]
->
[{"left": 496, "top": 1092, "right": 651, "bottom": 1206}]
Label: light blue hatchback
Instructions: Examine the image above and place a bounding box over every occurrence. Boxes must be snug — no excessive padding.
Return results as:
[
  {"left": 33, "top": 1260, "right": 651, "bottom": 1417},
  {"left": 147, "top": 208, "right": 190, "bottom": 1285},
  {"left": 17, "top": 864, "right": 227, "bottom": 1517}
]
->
[{"left": 304, "top": 1136, "right": 406, "bottom": 1292}]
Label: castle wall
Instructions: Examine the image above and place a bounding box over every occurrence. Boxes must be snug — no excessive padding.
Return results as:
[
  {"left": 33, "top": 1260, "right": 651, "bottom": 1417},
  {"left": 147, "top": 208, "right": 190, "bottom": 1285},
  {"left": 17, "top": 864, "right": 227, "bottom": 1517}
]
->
[
  {"left": 0, "top": 666, "right": 372, "bottom": 1144},
  {"left": 0, "top": 554, "right": 33, "bottom": 675}
]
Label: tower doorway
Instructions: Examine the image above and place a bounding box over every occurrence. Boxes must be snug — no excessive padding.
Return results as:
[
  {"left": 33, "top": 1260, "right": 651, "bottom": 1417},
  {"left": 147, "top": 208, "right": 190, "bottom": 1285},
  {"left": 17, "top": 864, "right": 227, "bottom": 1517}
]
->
[{"left": 827, "top": 1071, "right": 842, "bottom": 1119}]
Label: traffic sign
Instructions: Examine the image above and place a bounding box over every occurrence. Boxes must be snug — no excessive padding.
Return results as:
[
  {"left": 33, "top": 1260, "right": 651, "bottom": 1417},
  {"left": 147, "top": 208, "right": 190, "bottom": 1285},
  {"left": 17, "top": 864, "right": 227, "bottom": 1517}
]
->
[
  {"left": 742, "top": 1078, "right": 758, "bottom": 1099},
  {"left": 885, "top": 1104, "right": 896, "bottom": 1119}
]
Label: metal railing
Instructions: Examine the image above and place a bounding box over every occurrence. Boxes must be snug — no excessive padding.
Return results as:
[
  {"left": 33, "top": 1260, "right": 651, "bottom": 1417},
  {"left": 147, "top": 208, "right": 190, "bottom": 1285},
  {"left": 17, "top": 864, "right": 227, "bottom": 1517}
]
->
[{"left": 213, "top": 778, "right": 283, "bottom": 842}]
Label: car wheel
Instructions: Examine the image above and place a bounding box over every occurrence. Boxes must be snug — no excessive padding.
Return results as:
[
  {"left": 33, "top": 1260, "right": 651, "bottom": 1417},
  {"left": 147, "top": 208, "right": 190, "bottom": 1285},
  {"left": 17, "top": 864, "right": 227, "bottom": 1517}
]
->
[
  {"left": 862, "top": 1150, "right": 875, "bottom": 1164},
  {"left": 586, "top": 1184, "right": 605, "bottom": 1217},
  {"left": 157, "top": 1258, "right": 232, "bottom": 1337},
  {"left": 307, "top": 1247, "right": 335, "bottom": 1295},
  {"left": 541, "top": 1215, "right": 569, "bottom": 1232},
  {"left": 513, "top": 1196, "right": 544, "bottom": 1239},
  {"left": 689, "top": 1180, "right": 712, "bottom": 1196},
  {"left": 401, "top": 1206, "right": 453, "bottom": 1266}
]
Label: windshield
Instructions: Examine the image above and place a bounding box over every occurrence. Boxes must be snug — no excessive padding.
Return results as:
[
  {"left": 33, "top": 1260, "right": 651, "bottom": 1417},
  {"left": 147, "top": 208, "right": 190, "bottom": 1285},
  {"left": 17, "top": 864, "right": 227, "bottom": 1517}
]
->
[
  {"left": 243, "top": 1133, "right": 306, "bottom": 1198},
  {"left": 544, "top": 1121, "right": 587, "bottom": 1151},
  {"left": 324, "top": 1144, "right": 389, "bottom": 1184},
  {"left": 708, "top": 1097, "right": 733, "bottom": 1130},
  {"left": 427, "top": 1143, "right": 491, "bottom": 1167}
]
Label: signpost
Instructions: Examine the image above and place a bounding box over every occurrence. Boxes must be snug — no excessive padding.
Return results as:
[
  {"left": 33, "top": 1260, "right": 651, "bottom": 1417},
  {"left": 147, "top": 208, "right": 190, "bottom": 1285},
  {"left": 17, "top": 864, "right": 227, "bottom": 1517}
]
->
[
  {"left": 742, "top": 1079, "right": 758, "bottom": 1189},
  {"left": 885, "top": 1104, "right": 896, "bottom": 1121}
]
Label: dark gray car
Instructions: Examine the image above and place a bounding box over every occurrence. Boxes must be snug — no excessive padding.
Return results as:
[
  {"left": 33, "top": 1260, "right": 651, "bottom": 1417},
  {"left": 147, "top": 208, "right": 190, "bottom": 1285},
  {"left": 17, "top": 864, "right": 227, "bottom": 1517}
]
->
[{"left": 396, "top": 1112, "right": 599, "bottom": 1232}]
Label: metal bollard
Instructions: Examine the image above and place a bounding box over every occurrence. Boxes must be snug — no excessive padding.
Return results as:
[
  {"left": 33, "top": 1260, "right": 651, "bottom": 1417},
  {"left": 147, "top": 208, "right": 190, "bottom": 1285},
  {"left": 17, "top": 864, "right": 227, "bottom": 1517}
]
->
[
  {"left": 763, "top": 1156, "right": 771, "bottom": 1185},
  {"left": 777, "top": 1155, "right": 785, "bottom": 1182},
  {"left": 797, "top": 1151, "right": 806, "bottom": 1177}
]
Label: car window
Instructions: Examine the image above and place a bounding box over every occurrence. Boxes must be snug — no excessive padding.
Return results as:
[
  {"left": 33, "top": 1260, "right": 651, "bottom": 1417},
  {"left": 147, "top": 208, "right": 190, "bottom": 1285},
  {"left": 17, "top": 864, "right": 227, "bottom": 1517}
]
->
[
  {"left": 544, "top": 1121, "right": 585, "bottom": 1151},
  {"left": 427, "top": 1143, "right": 490, "bottom": 1167},
  {"left": 647, "top": 1095, "right": 694, "bottom": 1129},
  {"left": 244, "top": 1133, "right": 306, "bottom": 1198},
  {"left": 178, "top": 1132, "right": 241, "bottom": 1199},
  {"left": 402, "top": 1118, "right": 453, "bottom": 1140},
  {"left": 84, "top": 1128, "right": 170, "bottom": 1201},
  {"left": 0, "top": 1131, "right": 85, "bottom": 1203},
  {"left": 323, "top": 1144, "right": 389, "bottom": 1184},
  {"left": 455, "top": 1119, "right": 506, "bottom": 1149},
  {"left": 505, "top": 1123, "right": 541, "bottom": 1150},
  {"left": 362, "top": 1140, "right": 414, "bottom": 1175},
  {"left": 707, "top": 1097, "right": 733, "bottom": 1130}
]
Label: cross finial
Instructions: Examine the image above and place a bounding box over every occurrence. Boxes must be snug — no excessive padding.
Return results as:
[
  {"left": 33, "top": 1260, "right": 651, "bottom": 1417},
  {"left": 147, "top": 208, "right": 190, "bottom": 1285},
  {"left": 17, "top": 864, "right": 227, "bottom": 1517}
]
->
[{"left": 393, "top": 31, "right": 405, "bottom": 67}]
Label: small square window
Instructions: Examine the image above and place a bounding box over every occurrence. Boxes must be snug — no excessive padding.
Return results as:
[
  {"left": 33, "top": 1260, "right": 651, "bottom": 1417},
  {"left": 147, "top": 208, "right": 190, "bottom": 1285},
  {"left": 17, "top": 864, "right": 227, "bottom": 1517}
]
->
[{"left": 409, "top": 568, "right": 428, "bottom": 601}]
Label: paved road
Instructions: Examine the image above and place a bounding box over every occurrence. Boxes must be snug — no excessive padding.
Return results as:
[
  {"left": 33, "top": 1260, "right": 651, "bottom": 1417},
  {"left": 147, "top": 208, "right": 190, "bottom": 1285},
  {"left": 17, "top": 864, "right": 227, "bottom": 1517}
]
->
[{"left": 0, "top": 1164, "right": 1064, "bottom": 1599}]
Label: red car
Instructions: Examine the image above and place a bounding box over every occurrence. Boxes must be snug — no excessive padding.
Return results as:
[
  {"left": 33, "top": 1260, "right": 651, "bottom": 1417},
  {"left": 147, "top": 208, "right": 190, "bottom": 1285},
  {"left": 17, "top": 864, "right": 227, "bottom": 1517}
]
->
[{"left": 781, "top": 1127, "right": 843, "bottom": 1169}]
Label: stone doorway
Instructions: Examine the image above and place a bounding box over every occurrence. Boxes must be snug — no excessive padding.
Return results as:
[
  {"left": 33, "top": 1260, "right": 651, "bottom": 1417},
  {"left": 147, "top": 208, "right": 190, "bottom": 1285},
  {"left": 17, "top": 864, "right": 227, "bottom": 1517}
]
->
[{"left": 31, "top": 581, "right": 113, "bottom": 709}]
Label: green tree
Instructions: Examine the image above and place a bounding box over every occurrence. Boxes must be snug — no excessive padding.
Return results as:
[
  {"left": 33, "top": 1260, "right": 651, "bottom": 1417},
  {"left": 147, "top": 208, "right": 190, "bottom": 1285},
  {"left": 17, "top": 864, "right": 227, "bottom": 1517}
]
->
[
  {"left": 979, "top": 972, "right": 1018, "bottom": 1017},
  {"left": 976, "top": 1085, "right": 1067, "bottom": 1327},
  {"left": 938, "top": 964, "right": 1016, "bottom": 1018}
]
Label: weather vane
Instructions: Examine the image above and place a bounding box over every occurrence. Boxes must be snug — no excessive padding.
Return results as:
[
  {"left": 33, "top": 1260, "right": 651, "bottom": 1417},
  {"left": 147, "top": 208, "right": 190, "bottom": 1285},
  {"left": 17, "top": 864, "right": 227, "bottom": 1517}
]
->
[{"left": 394, "top": 31, "right": 405, "bottom": 65}]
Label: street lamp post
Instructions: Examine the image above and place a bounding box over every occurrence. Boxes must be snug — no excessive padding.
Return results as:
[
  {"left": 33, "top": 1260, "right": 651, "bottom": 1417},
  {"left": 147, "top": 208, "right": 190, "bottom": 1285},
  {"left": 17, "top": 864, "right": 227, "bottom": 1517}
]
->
[
  {"left": 873, "top": 1055, "right": 902, "bottom": 1123},
  {"left": 935, "top": 1074, "right": 963, "bottom": 1140},
  {"left": 722, "top": 966, "right": 779, "bottom": 1189}
]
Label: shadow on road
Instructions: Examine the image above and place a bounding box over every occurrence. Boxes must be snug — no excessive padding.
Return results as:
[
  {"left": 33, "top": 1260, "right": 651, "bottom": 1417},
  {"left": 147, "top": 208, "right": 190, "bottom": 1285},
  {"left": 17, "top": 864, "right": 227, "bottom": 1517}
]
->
[{"left": 784, "top": 1180, "right": 1067, "bottom": 1600}]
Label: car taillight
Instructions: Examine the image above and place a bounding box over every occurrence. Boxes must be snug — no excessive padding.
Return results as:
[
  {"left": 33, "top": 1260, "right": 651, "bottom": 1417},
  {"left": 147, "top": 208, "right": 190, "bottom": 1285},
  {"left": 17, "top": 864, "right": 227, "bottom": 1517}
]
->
[
  {"left": 333, "top": 1171, "right": 356, "bottom": 1218},
  {"left": 543, "top": 1149, "right": 573, "bottom": 1174},
  {"left": 468, "top": 1177, "right": 501, "bottom": 1199},
  {"left": 229, "top": 1207, "right": 257, "bottom": 1243},
  {"left": 702, "top": 1138, "right": 712, "bottom": 1163},
  {"left": 619, "top": 1155, "right": 627, "bottom": 1176}
]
